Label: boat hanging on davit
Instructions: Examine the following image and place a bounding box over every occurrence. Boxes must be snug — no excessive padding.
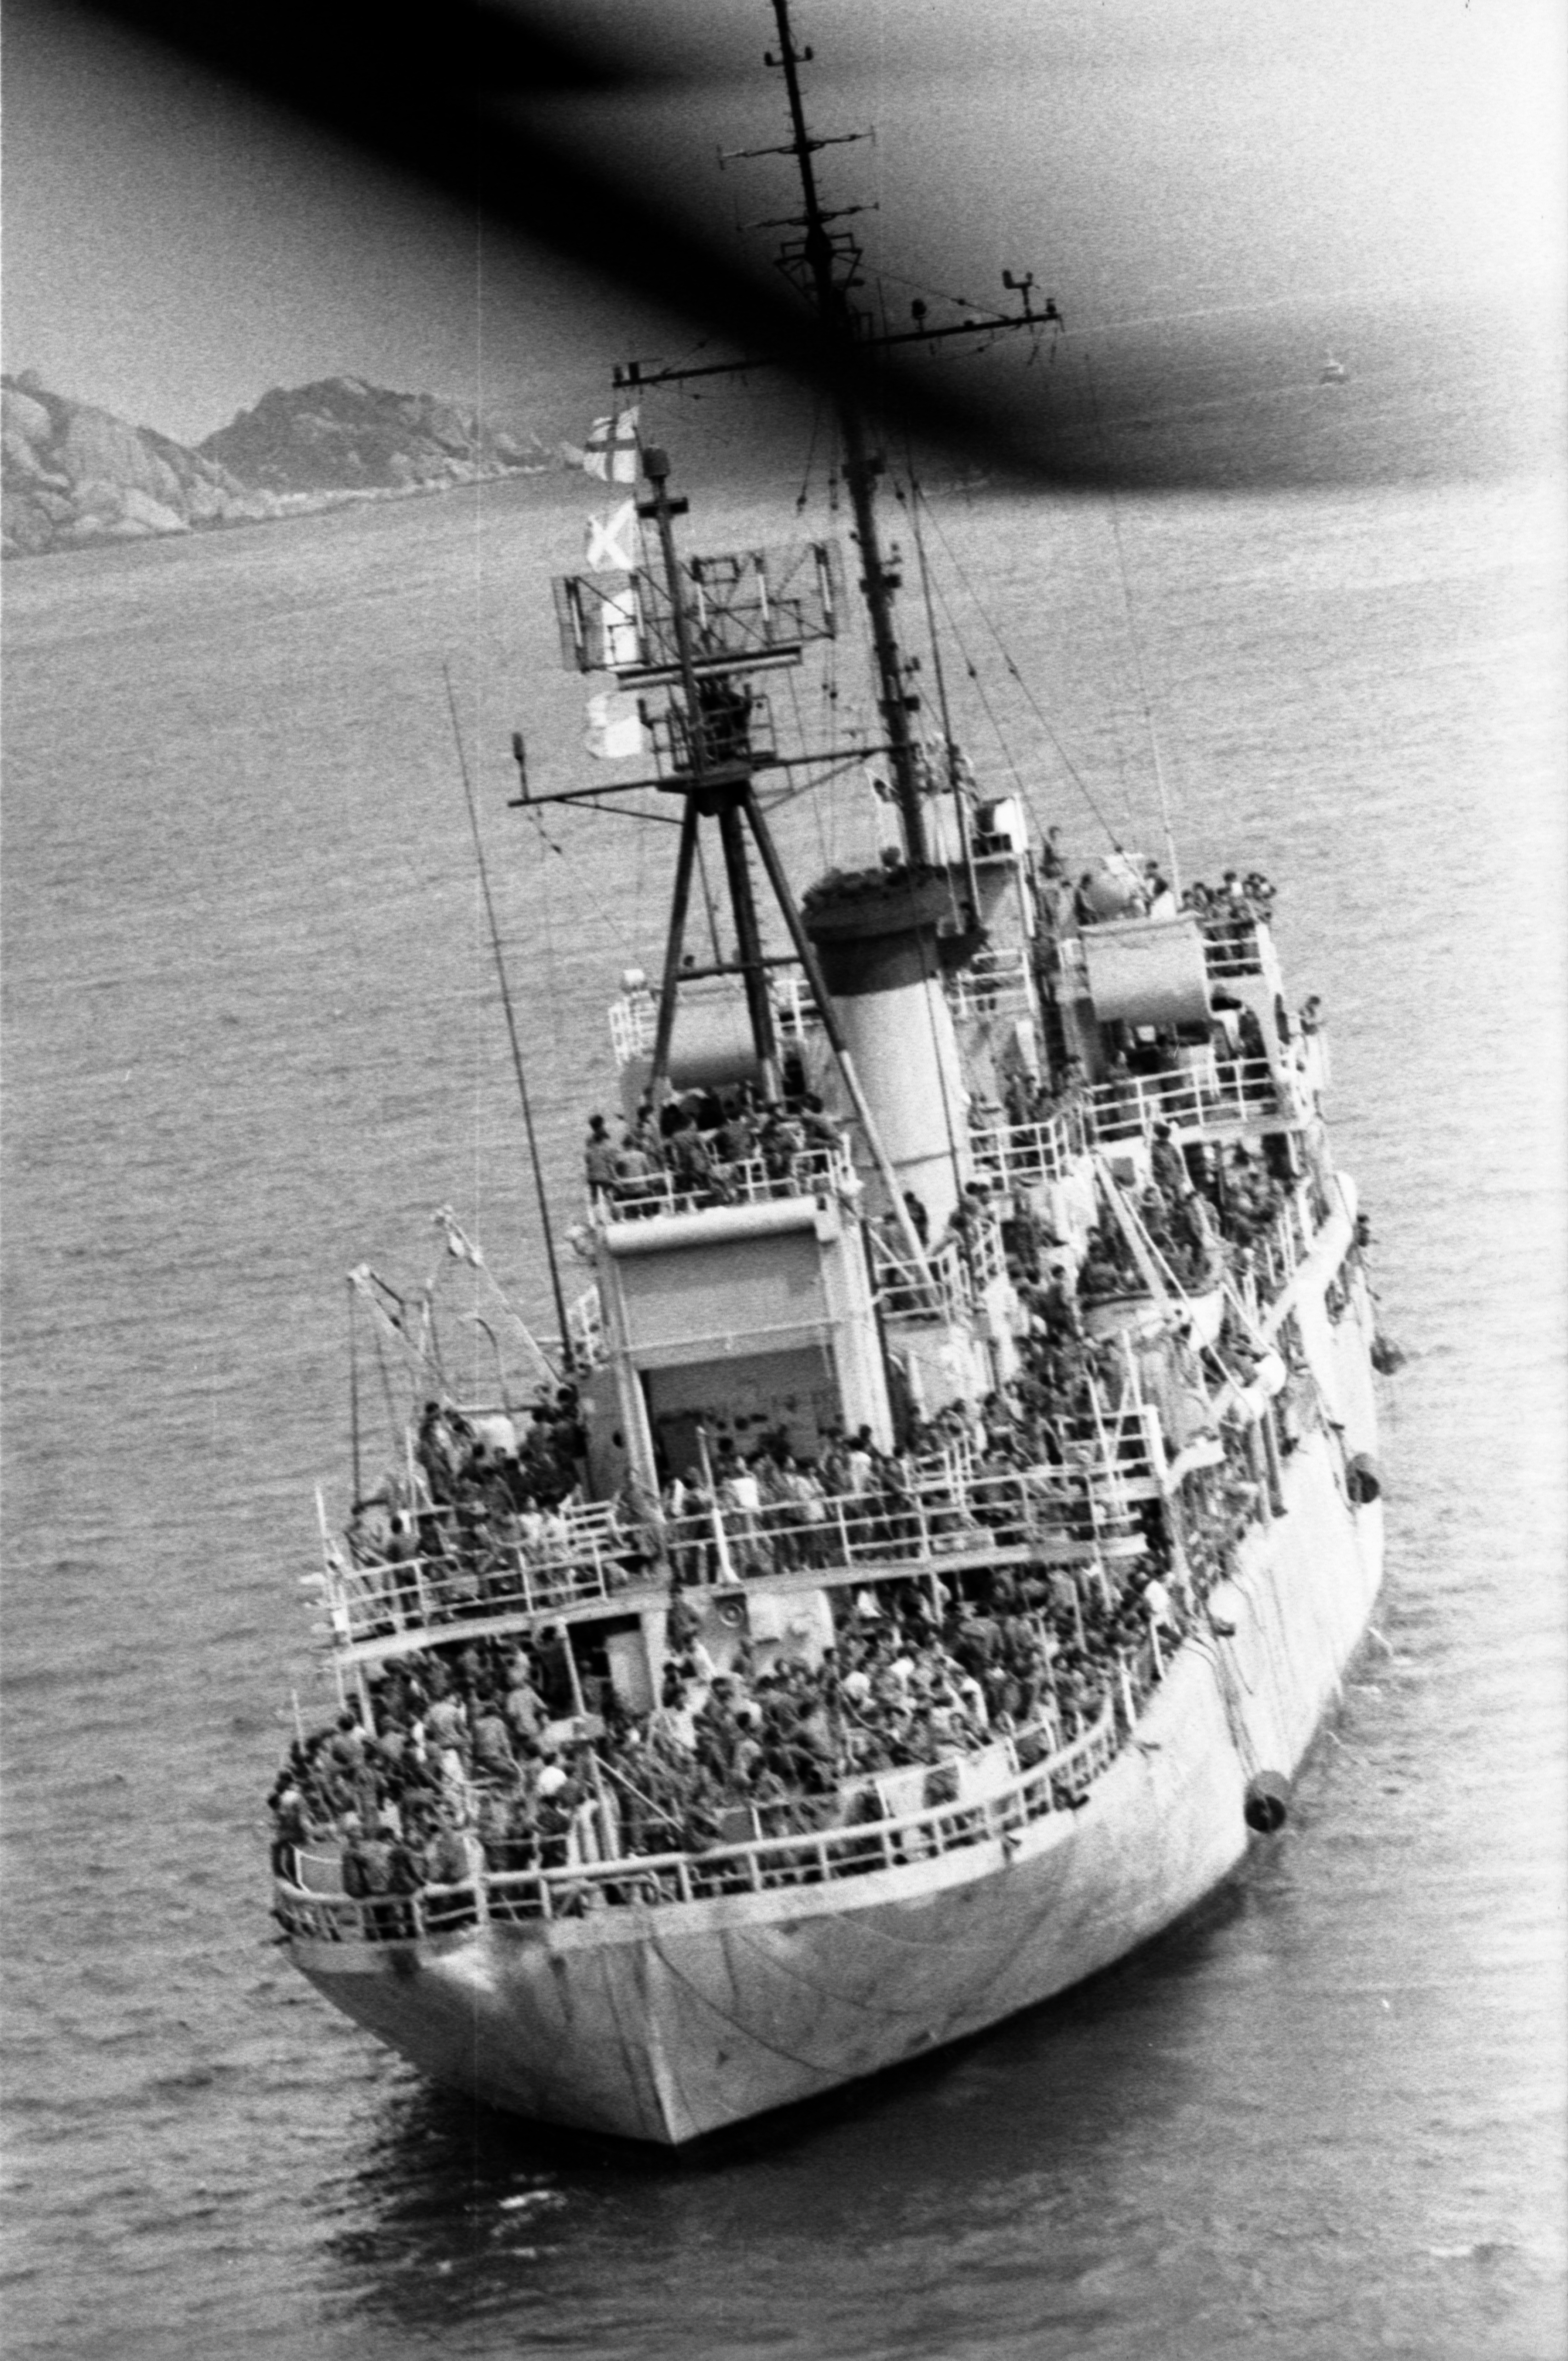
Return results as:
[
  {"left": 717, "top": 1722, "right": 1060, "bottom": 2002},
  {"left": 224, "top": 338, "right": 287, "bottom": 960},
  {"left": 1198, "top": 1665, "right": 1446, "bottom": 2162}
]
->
[{"left": 267, "top": 0, "right": 1392, "bottom": 2146}]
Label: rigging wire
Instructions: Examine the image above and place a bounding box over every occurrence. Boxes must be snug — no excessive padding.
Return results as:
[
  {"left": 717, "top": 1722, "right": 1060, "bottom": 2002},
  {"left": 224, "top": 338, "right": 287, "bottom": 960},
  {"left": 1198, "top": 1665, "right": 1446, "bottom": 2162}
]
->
[
  {"left": 894, "top": 460, "right": 980, "bottom": 926},
  {"left": 443, "top": 666, "right": 575, "bottom": 1373},
  {"left": 913, "top": 487, "right": 1125, "bottom": 851},
  {"left": 370, "top": 1316, "right": 400, "bottom": 1467},
  {"left": 520, "top": 802, "right": 644, "bottom": 965},
  {"left": 913, "top": 536, "right": 1033, "bottom": 805},
  {"left": 781, "top": 666, "right": 832, "bottom": 876},
  {"left": 346, "top": 1281, "right": 362, "bottom": 1506},
  {"left": 633, "top": 779, "right": 648, "bottom": 955},
  {"left": 1083, "top": 352, "right": 1182, "bottom": 892}
]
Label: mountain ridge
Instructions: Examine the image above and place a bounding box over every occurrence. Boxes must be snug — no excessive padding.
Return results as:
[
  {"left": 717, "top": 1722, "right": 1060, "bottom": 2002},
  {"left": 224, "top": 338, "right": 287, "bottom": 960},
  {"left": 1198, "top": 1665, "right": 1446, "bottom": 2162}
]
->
[
  {"left": 197, "top": 375, "right": 546, "bottom": 495},
  {"left": 2, "top": 372, "right": 549, "bottom": 559}
]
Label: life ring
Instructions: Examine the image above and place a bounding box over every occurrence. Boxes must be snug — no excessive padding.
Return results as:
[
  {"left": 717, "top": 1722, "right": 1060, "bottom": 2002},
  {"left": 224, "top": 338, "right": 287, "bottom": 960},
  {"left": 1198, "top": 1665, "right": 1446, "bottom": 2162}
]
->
[
  {"left": 1347, "top": 1453, "right": 1382, "bottom": 1505},
  {"left": 714, "top": 1594, "right": 748, "bottom": 1630},
  {"left": 1244, "top": 1771, "right": 1290, "bottom": 1833}
]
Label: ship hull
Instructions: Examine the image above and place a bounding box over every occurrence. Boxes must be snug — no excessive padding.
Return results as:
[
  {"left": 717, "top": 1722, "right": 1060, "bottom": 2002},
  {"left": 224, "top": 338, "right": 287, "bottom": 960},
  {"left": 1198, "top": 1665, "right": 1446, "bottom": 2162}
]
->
[{"left": 289, "top": 1317, "right": 1383, "bottom": 2144}]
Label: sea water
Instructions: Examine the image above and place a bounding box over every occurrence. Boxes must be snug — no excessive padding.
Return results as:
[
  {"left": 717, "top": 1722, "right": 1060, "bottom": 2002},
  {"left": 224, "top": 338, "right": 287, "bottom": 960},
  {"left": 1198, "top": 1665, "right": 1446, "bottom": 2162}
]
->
[{"left": 2, "top": 410, "right": 1564, "bottom": 2359}]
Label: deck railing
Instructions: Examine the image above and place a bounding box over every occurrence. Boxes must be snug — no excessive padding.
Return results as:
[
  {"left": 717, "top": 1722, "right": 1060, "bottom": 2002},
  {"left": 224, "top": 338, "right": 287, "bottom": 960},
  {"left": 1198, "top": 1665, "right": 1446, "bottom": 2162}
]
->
[
  {"left": 1200, "top": 917, "right": 1267, "bottom": 978},
  {"left": 945, "top": 943, "right": 1034, "bottom": 1021},
  {"left": 872, "top": 1212, "right": 1006, "bottom": 1323},
  {"left": 273, "top": 1679, "right": 1166, "bottom": 1944},
  {"left": 316, "top": 1411, "right": 1165, "bottom": 1649},
  {"left": 594, "top": 1142, "right": 852, "bottom": 1223},
  {"left": 1086, "top": 1056, "right": 1290, "bottom": 1142},
  {"left": 969, "top": 1058, "right": 1297, "bottom": 1193},
  {"left": 771, "top": 974, "right": 821, "bottom": 1040},
  {"left": 1238, "top": 1190, "right": 1318, "bottom": 1304},
  {"left": 964, "top": 1211, "right": 1007, "bottom": 1294},
  {"left": 609, "top": 973, "right": 822, "bottom": 1068},
  {"left": 970, "top": 1103, "right": 1088, "bottom": 1188},
  {"left": 567, "top": 1283, "right": 605, "bottom": 1365},
  {"left": 871, "top": 1233, "right": 969, "bottom": 1322}
]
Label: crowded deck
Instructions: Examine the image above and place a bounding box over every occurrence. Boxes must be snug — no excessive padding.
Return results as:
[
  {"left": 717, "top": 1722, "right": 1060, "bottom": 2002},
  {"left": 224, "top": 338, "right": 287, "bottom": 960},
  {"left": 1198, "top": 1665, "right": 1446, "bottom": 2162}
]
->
[
  {"left": 317, "top": 1119, "right": 1325, "bottom": 1670},
  {"left": 274, "top": 1684, "right": 1139, "bottom": 1944},
  {"left": 585, "top": 1051, "right": 1303, "bottom": 1234},
  {"left": 273, "top": 842, "right": 1344, "bottom": 1948},
  {"left": 313, "top": 1404, "right": 1166, "bottom": 1655},
  {"left": 272, "top": 1378, "right": 1276, "bottom": 1946}
]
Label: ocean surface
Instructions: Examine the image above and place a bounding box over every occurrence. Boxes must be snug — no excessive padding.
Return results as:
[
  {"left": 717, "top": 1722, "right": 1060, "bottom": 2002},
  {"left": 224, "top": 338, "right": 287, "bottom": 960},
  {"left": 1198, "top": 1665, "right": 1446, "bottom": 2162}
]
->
[{"left": 3, "top": 368, "right": 1565, "bottom": 2359}]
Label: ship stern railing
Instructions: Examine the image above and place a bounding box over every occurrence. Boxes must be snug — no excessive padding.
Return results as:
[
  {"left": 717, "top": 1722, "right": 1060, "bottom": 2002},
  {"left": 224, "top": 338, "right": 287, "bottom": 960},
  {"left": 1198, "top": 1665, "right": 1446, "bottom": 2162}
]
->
[{"left": 273, "top": 1684, "right": 1163, "bottom": 1943}]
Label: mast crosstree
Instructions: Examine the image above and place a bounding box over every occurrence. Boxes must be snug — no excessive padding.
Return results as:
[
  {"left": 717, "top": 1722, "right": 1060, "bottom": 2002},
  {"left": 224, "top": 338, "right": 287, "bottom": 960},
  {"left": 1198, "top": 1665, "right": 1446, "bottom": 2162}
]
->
[
  {"left": 630, "top": 444, "right": 936, "bottom": 1277},
  {"left": 609, "top": 0, "right": 1058, "bottom": 869}
]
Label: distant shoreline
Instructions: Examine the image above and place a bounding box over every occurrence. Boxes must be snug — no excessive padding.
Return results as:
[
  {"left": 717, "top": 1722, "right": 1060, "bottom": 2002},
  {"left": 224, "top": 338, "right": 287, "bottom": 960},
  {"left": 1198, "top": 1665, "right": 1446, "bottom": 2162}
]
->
[
  {"left": 1, "top": 460, "right": 557, "bottom": 562},
  {"left": 2, "top": 371, "right": 556, "bottom": 561}
]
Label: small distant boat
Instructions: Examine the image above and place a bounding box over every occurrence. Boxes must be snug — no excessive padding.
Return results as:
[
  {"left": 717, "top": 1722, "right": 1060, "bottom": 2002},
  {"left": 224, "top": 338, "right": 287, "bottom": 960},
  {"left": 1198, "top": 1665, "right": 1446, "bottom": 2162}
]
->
[{"left": 1319, "top": 352, "right": 1350, "bottom": 385}]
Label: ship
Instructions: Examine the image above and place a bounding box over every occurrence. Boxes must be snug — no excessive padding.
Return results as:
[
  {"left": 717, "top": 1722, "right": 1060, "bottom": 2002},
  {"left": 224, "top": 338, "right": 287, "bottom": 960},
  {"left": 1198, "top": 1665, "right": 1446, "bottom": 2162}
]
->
[{"left": 268, "top": 2, "right": 1389, "bottom": 2147}]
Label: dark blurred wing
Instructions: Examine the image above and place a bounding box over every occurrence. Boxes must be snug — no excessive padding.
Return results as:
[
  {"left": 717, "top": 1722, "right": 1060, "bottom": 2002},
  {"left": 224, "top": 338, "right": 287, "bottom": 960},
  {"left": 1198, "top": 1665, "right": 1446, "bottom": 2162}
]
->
[{"left": 62, "top": 0, "right": 1460, "bottom": 488}]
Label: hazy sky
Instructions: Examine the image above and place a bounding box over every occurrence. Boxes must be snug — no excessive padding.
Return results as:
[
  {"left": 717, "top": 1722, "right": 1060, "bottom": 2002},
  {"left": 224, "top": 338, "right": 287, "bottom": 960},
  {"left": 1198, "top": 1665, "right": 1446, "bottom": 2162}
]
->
[{"left": 3, "top": 0, "right": 1562, "bottom": 446}]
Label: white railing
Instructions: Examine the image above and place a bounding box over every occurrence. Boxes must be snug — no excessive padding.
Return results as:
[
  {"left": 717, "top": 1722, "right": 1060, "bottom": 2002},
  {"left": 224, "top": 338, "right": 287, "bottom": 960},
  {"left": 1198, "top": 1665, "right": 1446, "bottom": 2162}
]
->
[
  {"left": 1236, "top": 1189, "right": 1318, "bottom": 1304},
  {"left": 945, "top": 943, "right": 1034, "bottom": 1021},
  {"left": 595, "top": 1142, "right": 852, "bottom": 1222},
  {"left": 964, "top": 1212, "right": 1006, "bottom": 1294},
  {"left": 320, "top": 1496, "right": 642, "bottom": 1644},
  {"left": 609, "top": 990, "right": 658, "bottom": 1066},
  {"left": 1201, "top": 917, "right": 1267, "bottom": 978},
  {"left": 1086, "top": 1056, "right": 1288, "bottom": 1141},
  {"left": 608, "top": 973, "right": 822, "bottom": 1068},
  {"left": 970, "top": 1102, "right": 1088, "bottom": 1188},
  {"left": 567, "top": 1283, "right": 604, "bottom": 1365},
  {"left": 871, "top": 1233, "right": 969, "bottom": 1322},
  {"left": 772, "top": 973, "right": 822, "bottom": 1040},
  {"left": 317, "top": 1412, "right": 1165, "bottom": 1649},
  {"left": 1053, "top": 934, "right": 1088, "bottom": 986},
  {"left": 273, "top": 1682, "right": 1161, "bottom": 1943},
  {"left": 872, "top": 1211, "right": 1005, "bottom": 1321}
]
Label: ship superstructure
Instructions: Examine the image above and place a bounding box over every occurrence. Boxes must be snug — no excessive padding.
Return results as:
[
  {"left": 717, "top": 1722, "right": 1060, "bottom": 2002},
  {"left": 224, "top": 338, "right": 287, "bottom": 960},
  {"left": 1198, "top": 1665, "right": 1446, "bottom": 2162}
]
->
[{"left": 268, "top": 3, "right": 1388, "bottom": 2144}]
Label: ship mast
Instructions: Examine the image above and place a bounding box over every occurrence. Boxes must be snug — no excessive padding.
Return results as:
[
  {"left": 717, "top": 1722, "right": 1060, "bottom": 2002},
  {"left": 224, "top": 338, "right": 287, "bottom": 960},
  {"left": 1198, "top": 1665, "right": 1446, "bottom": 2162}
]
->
[
  {"left": 532, "top": 0, "right": 1056, "bottom": 1258},
  {"left": 635, "top": 450, "right": 782, "bottom": 1102},
  {"left": 765, "top": 0, "right": 928, "bottom": 866},
  {"left": 626, "top": 446, "right": 933, "bottom": 1269}
]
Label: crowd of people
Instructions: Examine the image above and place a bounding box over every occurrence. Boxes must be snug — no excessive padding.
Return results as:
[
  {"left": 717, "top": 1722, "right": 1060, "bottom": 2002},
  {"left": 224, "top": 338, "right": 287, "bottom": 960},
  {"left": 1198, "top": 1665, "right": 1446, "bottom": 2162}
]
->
[
  {"left": 272, "top": 1378, "right": 1275, "bottom": 1930},
  {"left": 1182, "top": 871, "right": 1277, "bottom": 929},
  {"left": 584, "top": 1086, "right": 845, "bottom": 1211},
  {"left": 1066, "top": 858, "right": 1276, "bottom": 936},
  {"left": 334, "top": 1095, "right": 1298, "bottom": 1639},
  {"left": 588, "top": 852, "right": 1282, "bottom": 1220},
  {"left": 278, "top": 1140, "right": 1304, "bottom": 1924},
  {"left": 270, "top": 1530, "right": 1193, "bottom": 1926}
]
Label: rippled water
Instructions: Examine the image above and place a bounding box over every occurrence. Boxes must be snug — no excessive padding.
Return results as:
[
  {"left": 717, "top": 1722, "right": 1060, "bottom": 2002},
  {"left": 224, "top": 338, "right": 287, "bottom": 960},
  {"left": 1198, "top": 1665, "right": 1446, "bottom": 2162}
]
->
[{"left": 3, "top": 420, "right": 1564, "bottom": 2359}]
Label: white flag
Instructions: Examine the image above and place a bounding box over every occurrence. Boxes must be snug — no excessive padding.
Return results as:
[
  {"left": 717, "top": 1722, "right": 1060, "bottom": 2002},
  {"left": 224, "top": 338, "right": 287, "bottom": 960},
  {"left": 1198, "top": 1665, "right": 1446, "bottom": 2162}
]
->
[
  {"left": 585, "top": 691, "right": 647, "bottom": 761},
  {"left": 581, "top": 406, "right": 640, "bottom": 483},
  {"left": 584, "top": 500, "right": 637, "bottom": 572}
]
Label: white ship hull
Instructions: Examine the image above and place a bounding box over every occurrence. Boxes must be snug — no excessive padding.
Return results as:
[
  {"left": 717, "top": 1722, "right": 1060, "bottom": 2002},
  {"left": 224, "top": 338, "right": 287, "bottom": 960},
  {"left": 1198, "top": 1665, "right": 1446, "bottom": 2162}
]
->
[{"left": 289, "top": 1311, "right": 1382, "bottom": 2146}]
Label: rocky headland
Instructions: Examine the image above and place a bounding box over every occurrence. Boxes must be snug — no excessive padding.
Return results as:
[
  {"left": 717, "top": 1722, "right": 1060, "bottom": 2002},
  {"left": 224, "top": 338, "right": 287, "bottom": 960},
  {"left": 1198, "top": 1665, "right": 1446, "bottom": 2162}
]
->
[
  {"left": 198, "top": 376, "right": 546, "bottom": 495},
  {"left": 2, "top": 372, "right": 548, "bottom": 559}
]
